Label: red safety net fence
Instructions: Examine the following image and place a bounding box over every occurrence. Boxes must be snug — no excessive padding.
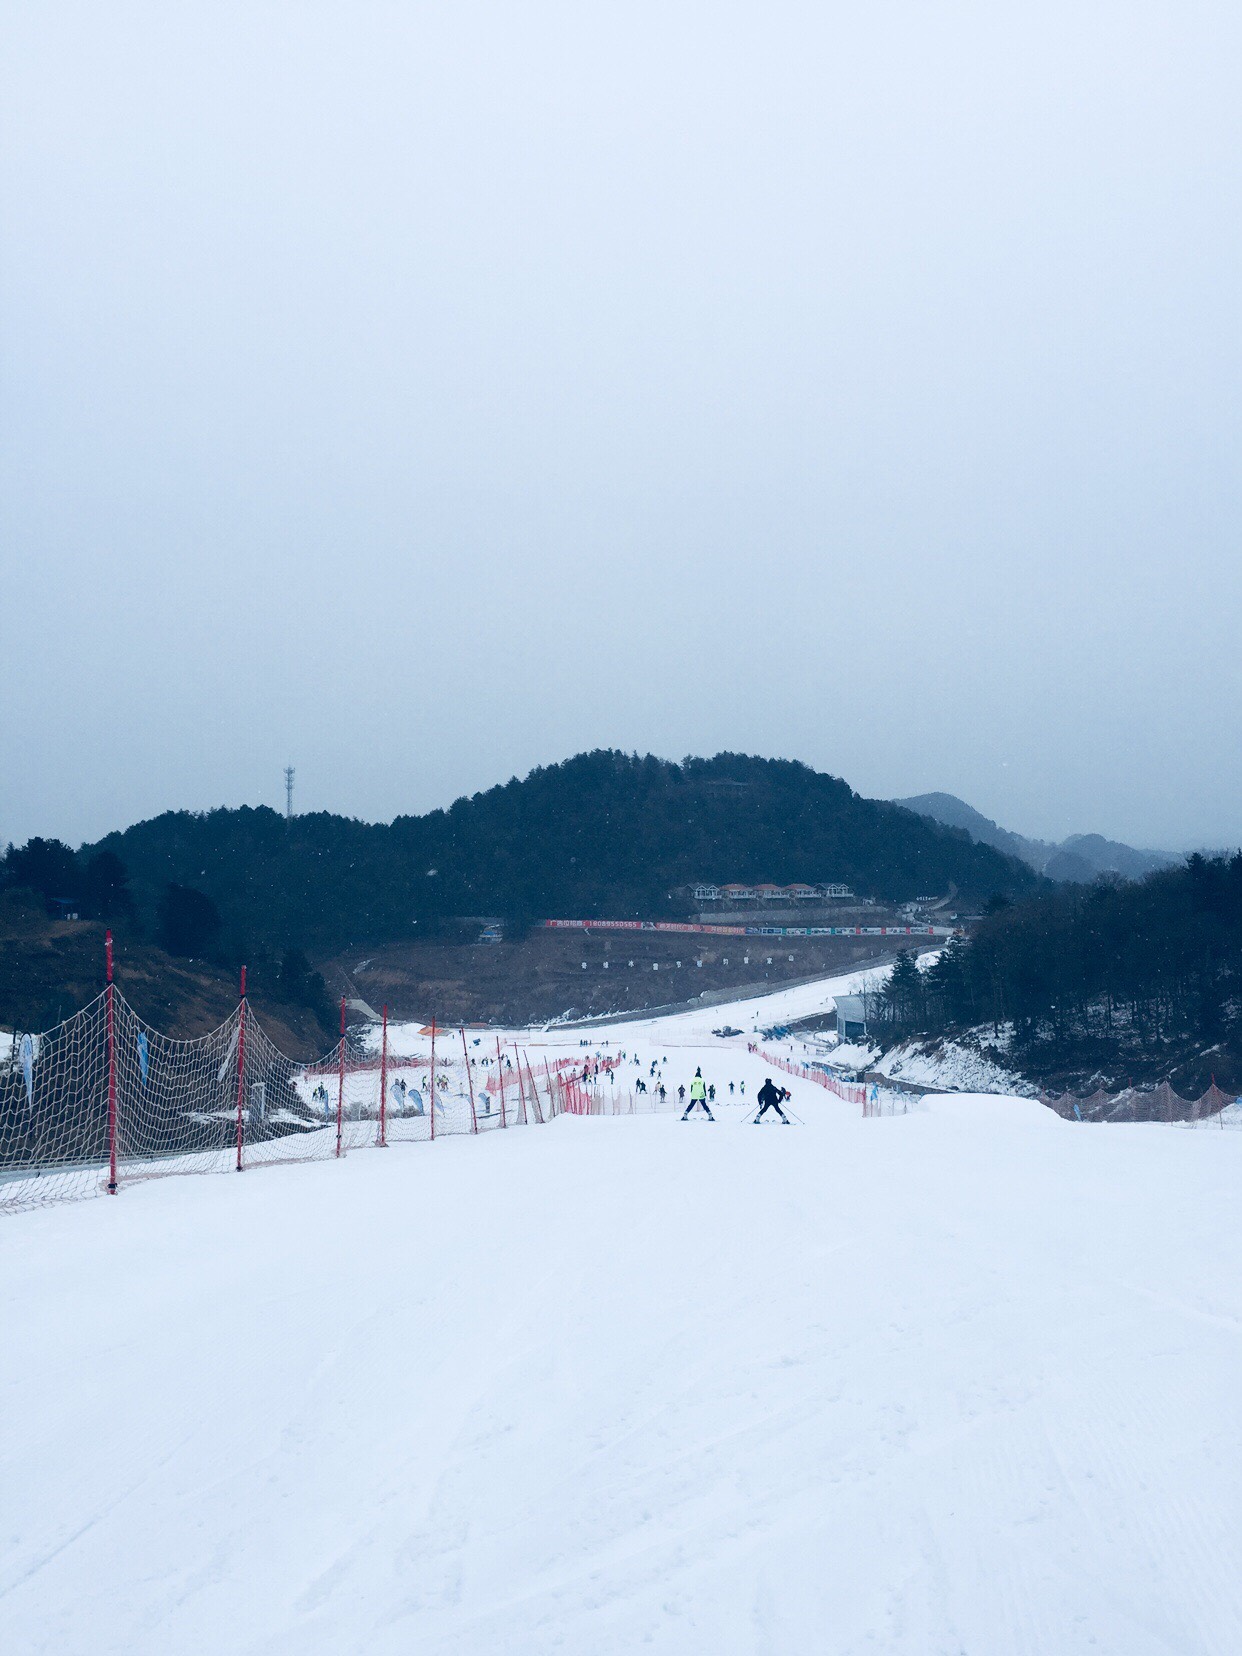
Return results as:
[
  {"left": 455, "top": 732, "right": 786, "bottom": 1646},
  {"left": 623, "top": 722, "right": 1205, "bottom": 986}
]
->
[
  {"left": 0, "top": 935, "right": 660, "bottom": 1217},
  {"left": 748, "top": 1043, "right": 867, "bottom": 1108},
  {"left": 554, "top": 1057, "right": 673, "bottom": 1116},
  {"left": 751, "top": 1042, "right": 1242, "bottom": 1125}
]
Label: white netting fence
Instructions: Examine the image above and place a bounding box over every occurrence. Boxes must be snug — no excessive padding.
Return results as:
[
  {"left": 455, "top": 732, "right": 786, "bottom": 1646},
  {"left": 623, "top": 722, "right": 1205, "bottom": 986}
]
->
[
  {"left": 1, "top": 950, "right": 667, "bottom": 1216},
  {"left": 1038, "top": 1081, "right": 1240, "bottom": 1124}
]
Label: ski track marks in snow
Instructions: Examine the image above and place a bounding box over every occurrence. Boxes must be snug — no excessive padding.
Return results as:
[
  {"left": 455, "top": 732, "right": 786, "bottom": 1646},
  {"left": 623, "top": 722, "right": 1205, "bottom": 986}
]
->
[{"left": 1, "top": 980, "right": 1241, "bottom": 1656}]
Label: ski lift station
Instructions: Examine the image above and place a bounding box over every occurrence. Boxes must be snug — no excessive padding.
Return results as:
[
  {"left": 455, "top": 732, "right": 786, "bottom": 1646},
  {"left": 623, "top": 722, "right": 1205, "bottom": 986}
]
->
[{"left": 833, "top": 995, "right": 868, "bottom": 1041}]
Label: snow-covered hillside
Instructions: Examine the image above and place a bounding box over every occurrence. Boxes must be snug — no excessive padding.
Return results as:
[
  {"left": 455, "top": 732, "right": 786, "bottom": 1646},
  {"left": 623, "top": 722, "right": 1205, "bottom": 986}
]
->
[
  {"left": 868, "top": 1036, "right": 1033, "bottom": 1095},
  {"left": 2, "top": 977, "right": 1239, "bottom": 1655}
]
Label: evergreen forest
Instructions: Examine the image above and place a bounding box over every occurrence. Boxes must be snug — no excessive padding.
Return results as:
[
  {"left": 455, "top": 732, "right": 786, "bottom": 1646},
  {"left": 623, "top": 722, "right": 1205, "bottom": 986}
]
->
[{"left": 5, "top": 752, "right": 1035, "bottom": 960}]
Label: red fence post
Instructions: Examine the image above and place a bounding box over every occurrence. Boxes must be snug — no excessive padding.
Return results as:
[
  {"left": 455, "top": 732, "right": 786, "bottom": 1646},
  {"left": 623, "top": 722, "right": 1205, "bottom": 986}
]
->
[
  {"left": 105, "top": 930, "right": 118, "bottom": 1193},
  {"left": 379, "top": 1004, "right": 388, "bottom": 1147},
  {"left": 461, "top": 1028, "right": 478, "bottom": 1133},
  {"left": 429, "top": 1017, "right": 437, "bottom": 1141},
  {"left": 335, "top": 996, "right": 346, "bottom": 1157},
  {"left": 235, "top": 966, "right": 247, "bottom": 1172},
  {"left": 496, "top": 1037, "right": 507, "bottom": 1127}
]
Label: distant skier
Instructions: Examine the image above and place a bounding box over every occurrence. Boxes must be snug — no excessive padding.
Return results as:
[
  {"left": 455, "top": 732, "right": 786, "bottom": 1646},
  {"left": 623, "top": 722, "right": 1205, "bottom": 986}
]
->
[
  {"left": 754, "top": 1078, "right": 791, "bottom": 1124},
  {"left": 728, "top": 1081, "right": 734, "bottom": 1096},
  {"left": 681, "top": 1068, "right": 714, "bottom": 1121},
  {"left": 677, "top": 1084, "right": 686, "bottom": 1105},
  {"left": 708, "top": 1083, "right": 716, "bottom": 1103}
]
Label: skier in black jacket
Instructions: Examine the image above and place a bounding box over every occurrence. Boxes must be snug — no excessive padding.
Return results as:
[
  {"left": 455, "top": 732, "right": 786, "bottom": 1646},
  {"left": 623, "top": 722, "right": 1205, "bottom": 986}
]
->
[{"left": 754, "top": 1077, "right": 791, "bottom": 1124}]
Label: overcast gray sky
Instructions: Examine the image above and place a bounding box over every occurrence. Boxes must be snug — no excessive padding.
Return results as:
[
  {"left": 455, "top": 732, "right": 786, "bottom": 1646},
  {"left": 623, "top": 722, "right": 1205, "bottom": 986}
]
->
[{"left": 3, "top": 1, "right": 1240, "bottom": 854}]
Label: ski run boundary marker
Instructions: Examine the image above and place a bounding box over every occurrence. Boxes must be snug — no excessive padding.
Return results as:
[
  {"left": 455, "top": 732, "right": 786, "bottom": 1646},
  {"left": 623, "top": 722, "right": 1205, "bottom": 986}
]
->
[{"left": 0, "top": 936, "right": 672, "bottom": 1215}]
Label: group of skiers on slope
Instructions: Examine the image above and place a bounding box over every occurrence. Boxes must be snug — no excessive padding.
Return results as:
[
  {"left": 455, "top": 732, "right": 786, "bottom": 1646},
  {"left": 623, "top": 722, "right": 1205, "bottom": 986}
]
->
[
  {"left": 679, "top": 1067, "right": 792, "bottom": 1125},
  {"left": 568, "top": 1047, "right": 784, "bottom": 1121},
  {"left": 311, "top": 1075, "right": 446, "bottom": 1122},
  {"left": 389, "top": 1075, "right": 443, "bottom": 1117}
]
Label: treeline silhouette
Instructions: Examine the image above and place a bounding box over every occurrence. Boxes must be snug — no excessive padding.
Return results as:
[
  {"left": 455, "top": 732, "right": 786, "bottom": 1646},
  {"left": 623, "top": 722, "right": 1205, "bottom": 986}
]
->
[
  {"left": 871, "top": 854, "right": 1242, "bottom": 1086},
  {"left": 8, "top": 752, "right": 1036, "bottom": 960}
]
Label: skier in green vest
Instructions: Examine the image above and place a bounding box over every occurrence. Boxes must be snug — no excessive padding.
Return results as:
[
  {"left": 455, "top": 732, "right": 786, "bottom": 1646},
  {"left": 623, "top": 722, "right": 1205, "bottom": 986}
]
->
[{"left": 681, "top": 1067, "right": 714, "bottom": 1121}]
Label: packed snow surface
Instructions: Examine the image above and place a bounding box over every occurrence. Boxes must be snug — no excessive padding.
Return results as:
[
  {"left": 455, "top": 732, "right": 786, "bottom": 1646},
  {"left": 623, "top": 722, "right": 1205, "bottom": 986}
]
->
[{"left": 2, "top": 978, "right": 1240, "bottom": 1655}]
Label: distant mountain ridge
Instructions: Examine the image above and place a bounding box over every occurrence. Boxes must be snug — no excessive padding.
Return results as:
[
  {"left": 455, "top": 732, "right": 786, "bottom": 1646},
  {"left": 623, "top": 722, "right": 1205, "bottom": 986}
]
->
[
  {"left": 72, "top": 754, "right": 1040, "bottom": 957},
  {"left": 891, "top": 792, "right": 1177, "bottom": 883}
]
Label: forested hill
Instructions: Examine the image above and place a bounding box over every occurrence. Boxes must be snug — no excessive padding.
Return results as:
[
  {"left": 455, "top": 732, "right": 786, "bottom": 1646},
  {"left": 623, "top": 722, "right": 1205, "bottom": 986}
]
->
[
  {"left": 83, "top": 753, "right": 1038, "bottom": 955},
  {"left": 868, "top": 852, "right": 1242, "bottom": 1093}
]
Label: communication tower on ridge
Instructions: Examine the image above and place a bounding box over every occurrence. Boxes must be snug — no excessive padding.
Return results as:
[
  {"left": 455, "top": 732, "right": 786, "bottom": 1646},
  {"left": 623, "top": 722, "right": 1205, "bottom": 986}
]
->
[{"left": 284, "top": 766, "right": 295, "bottom": 820}]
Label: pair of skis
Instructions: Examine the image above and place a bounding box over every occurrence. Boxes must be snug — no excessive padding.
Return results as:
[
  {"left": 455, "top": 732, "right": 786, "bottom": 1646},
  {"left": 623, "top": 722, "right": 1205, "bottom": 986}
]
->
[{"left": 678, "top": 1110, "right": 801, "bottom": 1125}]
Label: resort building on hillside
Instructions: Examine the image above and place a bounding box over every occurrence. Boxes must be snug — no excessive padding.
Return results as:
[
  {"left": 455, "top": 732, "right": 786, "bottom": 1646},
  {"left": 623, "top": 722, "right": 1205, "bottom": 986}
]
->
[
  {"left": 752, "top": 883, "right": 786, "bottom": 904},
  {"left": 695, "top": 881, "right": 856, "bottom": 905},
  {"left": 833, "top": 995, "right": 868, "bottom": 1041}
]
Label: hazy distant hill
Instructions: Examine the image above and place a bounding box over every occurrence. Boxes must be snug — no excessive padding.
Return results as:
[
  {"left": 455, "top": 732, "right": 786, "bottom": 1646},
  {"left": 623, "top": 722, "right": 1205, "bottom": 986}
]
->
[
  {"left": 892, "top": 792, "right": 1177, "bottom": 883},
  {"left": 79, "top": 754, "right": 1039, "bottom": 957}
]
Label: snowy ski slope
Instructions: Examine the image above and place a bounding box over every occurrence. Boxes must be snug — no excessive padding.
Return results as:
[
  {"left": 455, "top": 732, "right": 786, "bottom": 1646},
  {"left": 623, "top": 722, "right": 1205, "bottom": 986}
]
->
[{"left": 1, "top": 971, "right": 1239, "bottom": 1655}]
